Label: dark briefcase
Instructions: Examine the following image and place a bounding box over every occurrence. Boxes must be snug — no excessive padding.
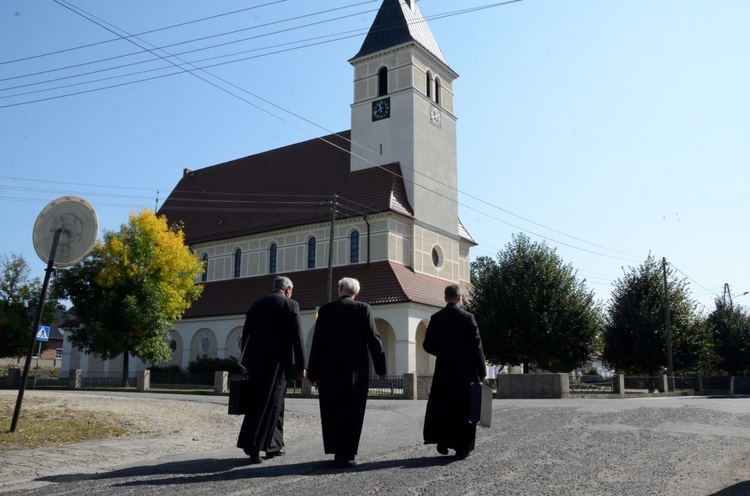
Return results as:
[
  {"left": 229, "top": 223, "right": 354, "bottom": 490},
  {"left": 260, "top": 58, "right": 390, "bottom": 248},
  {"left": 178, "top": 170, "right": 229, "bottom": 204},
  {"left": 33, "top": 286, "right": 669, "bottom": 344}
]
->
[
  {"left": 470, "top": 382, "right": 492, "bottom": 427},
  {"left": 228, "top": 379, "right": 251, "bottom": 415}
]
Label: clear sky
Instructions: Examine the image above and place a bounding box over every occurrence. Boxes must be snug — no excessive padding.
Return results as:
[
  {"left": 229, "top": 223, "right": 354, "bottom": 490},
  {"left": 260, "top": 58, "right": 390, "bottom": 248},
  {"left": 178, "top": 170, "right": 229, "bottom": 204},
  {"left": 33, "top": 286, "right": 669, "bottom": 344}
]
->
[{"left": 2, "top": 0, "right": 749, "bottom": 313}]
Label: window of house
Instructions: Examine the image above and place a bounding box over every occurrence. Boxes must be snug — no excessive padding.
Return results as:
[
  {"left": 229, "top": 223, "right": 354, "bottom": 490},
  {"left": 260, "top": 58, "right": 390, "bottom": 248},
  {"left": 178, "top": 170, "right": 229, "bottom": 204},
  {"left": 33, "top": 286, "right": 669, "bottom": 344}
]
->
[
  {"left": 201, "top": 253, "right": 208, "bottom": 282},
  {"left": 269, "top": 243, "right": 277, "bottom": 273},
  {"left": 434, "top": 77, "right": 441, "bottom": 104},
  {"left": 378, "top": 66, "right": 388, "bottom": 96},
  {"left": 234, "top": 248, "right": 241, "bottom": 278},
  {"left": 308, "top": 237, "right": 316, "bottom": 269},
  {"left": 350, "top": 230, "right": 360, "bottom": 263},
  {"left": 426, "top": 71, "right": 432, "bottom": 99}
]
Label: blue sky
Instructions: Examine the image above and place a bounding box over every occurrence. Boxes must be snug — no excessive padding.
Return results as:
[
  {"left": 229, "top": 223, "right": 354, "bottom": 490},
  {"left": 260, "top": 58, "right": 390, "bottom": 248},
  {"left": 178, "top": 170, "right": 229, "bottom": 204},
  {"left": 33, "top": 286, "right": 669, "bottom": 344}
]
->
[{"left": 2, "top": 0, "right": 749, "bottom": 313}]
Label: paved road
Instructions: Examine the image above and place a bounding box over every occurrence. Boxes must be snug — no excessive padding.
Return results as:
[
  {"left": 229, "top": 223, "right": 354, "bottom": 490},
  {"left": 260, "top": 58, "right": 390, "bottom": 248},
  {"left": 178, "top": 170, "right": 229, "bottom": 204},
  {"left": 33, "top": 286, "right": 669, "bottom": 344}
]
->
[{"left": 2, "top": 393, "right": 750, "bottom": 495}]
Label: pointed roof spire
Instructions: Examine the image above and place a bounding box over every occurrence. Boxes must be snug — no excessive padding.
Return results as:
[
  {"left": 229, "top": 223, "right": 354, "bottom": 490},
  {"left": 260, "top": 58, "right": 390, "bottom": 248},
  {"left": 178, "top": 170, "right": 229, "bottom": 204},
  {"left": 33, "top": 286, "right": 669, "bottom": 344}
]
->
[{"left": 352, "top": 0, "right": 447, "bottom": 65}]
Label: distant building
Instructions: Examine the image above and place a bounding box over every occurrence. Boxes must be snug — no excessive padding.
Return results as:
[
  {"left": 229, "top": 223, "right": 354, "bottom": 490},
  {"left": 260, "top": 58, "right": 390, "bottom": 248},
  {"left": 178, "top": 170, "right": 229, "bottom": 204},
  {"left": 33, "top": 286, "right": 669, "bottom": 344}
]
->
[{"left": 62, "top": 0, "right": 476, "bottom": 377}]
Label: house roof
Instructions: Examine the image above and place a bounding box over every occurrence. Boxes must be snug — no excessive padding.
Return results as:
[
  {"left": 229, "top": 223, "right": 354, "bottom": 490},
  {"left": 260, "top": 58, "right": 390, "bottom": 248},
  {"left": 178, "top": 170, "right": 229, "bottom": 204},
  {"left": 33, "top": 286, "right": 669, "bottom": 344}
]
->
[
  {"left": 159, "top": 131, "right": 413, "bottom": 245},
  {"left": 352, "top": 0, "right": 448, "bottom": 65},
  {"left": 182, "top": 261, "right": 462, "bottom": 319}
]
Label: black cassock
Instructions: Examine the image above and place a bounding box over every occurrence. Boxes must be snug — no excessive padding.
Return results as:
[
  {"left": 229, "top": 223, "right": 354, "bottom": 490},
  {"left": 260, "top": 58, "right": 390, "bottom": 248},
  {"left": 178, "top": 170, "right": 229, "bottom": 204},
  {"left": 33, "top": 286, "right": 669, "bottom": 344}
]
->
[
  {"left": 307, "top": 295, "right": 387, "bottom": 459},
  {"left": 423, "top": 302, "right": 486, "bottom": 453},
  {"left": 237, "top": 291, "right": 305, "bottom": 454}
]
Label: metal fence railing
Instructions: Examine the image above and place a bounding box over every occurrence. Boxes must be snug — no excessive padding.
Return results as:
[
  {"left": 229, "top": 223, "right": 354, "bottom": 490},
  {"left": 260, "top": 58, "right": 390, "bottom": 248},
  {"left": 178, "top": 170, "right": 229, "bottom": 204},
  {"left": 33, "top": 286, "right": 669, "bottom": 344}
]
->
[{"left": 569, "top": 374, "right": 614, "bottom": 393}]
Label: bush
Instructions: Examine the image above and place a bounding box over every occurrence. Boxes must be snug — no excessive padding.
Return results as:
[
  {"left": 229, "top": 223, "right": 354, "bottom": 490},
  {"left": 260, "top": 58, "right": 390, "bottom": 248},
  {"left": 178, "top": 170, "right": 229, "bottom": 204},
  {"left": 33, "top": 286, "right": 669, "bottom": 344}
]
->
[
  {"left": 187, "top": 355, "right": 242, "bottom": 374},
  {"left": 148, "top": 364, "right": 184, "bottom": 375}
]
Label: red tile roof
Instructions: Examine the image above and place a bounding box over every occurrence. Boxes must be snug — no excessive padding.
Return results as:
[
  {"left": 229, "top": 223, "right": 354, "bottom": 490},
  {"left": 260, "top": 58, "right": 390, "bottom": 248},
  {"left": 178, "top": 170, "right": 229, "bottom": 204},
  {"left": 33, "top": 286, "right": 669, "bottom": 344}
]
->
[
  {"left": 159, "top": 131, "right": 413, "bottom": 245},
  {"left": 182, "top": 261, "right": 458, "bottom": 318}
]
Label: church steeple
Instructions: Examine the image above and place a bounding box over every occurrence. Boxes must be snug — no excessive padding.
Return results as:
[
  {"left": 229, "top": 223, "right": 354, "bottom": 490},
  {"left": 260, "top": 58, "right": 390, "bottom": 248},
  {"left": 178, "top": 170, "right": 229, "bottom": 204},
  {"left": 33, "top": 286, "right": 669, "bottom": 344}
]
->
[
  {"left": 352, "top": 0, "right": 448, "bottom": 65},
  {"left": 349, "top": 0, "right": 459, "bottom": 238}
]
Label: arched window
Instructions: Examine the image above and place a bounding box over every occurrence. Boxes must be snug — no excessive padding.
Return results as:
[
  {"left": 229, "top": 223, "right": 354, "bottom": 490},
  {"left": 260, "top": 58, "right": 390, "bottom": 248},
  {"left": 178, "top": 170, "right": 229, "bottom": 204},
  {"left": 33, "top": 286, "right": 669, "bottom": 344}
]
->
[
  {"left": 201, "top": 253, "right": 208, "bottom": 282},
  {"left": 426, "top": 71, "right": 432, "bottom": 99},
  {"left": 350, "top": 231, "right": 360, "bottom": 264},
  {"left": 378, "top": 66, "right": 388, "bottom": 96},
  {"left": 308, "top": 237, "right": 316, "bottom": 269},
  {"left": 233, "top": 248, "right": 241, "bottom": 278},
  {"left": 434, "top": 77, "right": 441, "bottom": 105},
  {"left": 269, "top": 243, "right": 277, "bottom": 274}
]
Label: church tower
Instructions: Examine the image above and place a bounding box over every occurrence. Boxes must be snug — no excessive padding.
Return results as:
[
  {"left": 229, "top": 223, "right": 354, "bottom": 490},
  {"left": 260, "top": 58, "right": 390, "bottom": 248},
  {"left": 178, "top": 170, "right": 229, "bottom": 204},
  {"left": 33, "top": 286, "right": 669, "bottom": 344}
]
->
[{"left": 349, "top": 0, "right": 459, "bottom": 238}]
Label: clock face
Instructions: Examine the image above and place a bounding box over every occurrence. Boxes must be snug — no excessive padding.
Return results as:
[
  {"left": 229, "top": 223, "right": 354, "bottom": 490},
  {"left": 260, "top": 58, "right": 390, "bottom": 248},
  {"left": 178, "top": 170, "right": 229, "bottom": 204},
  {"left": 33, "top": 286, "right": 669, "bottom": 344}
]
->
[
  {"left": 430, "top": 106, "right": 442, "bottom": 128},
  {"left": 372, "top": 97, "right": 391, "bottom": 121}
]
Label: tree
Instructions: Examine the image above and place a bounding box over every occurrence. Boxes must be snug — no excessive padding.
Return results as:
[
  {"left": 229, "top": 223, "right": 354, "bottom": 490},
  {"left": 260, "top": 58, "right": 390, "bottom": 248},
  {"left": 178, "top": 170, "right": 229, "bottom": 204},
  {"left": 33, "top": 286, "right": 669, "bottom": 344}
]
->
[
  {"left": 55, "top": 209, "right": 204, "bottom": 386},
  {"left": 0, "top": 253, "right": 58, "bottom": 358},
  {"left": 466, "top": 233, "right": 603, "bottom": 373},
  {"left": 707, "top": 298, "right": 750, "bottom": 375},
  {"left": 602, "top": 254, "right": 709, "bottom": 376}
]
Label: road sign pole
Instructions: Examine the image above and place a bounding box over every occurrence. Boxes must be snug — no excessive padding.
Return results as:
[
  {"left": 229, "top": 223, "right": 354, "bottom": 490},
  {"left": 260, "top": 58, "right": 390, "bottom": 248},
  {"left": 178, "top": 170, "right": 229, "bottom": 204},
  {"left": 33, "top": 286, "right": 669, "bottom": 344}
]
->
[{"left": 11, "top": 228, "right": 60, "bottom": 433}]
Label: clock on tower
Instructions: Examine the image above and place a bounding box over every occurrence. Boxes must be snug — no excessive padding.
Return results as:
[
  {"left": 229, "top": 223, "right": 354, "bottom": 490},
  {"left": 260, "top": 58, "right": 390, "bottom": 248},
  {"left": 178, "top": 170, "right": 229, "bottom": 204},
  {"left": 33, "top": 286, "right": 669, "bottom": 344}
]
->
[{"left": 371, "top": 97, "right": 391, "bottom": 121}]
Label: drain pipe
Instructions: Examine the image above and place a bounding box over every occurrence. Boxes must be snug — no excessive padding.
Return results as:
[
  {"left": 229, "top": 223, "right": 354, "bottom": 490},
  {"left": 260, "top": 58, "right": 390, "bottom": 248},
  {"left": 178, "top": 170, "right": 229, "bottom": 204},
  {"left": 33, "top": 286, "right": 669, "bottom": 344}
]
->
[{"left": 363, "top": 215, "right": 370, "bottom": 266}]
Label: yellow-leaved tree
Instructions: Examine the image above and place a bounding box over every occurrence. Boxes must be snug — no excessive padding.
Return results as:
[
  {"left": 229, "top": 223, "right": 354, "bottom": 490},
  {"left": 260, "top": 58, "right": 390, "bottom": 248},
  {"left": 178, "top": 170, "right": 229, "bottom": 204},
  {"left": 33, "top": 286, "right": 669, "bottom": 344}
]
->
[{"left": 56, "top": 209, "right": 204, "bottom": 386}]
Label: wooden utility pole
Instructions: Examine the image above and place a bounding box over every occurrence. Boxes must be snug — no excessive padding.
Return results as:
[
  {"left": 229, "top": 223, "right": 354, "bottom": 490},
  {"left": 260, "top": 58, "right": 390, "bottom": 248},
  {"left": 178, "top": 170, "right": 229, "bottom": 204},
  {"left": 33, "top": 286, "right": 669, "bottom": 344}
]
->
[
  {"left": 327, "top": 194, "right": 338, "bottom": 302},
  {"left": 662, "top": 257, "right": 674, "bottom": 392}
]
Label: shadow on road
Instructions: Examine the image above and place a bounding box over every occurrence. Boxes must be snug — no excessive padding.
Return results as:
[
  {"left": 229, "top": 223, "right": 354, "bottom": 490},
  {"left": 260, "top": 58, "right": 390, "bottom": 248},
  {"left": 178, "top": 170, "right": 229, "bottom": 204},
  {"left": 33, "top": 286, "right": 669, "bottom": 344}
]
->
[
  {"left": 709, "top": 481, "right": 750, "bottom": 496},
  {"left": 36, "top": 455, "right": 457, "bottom": 488}
]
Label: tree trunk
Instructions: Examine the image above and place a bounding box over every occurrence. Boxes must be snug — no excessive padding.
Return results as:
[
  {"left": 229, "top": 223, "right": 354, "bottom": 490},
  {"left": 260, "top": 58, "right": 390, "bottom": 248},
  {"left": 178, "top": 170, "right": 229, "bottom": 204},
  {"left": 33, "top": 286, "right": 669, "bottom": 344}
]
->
[
  {"left": 523, "top": 362, "right": 530, "bottom": 374},
  {"left": 121, "top": 351, "right": 130, "bottom": 387}
]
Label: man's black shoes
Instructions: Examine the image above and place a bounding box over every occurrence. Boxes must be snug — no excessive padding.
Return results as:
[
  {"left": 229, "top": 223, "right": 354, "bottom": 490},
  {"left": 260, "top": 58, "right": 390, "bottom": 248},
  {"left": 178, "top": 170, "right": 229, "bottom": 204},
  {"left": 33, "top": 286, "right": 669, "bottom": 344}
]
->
[
  {"left": 266, "top": 449, "right": 286, "bottom": 459},
  {"left": 436, "top": 444, "right": 449, "bottom": 455},
  {"left": 454, "top": 450, "right": 470, "bottom": 460},
  {"left": 243, "top": 449, "right": 262, "bottom": 464},
  {"left": 333, "top": 455, "right": 357, "bottom": 468}
]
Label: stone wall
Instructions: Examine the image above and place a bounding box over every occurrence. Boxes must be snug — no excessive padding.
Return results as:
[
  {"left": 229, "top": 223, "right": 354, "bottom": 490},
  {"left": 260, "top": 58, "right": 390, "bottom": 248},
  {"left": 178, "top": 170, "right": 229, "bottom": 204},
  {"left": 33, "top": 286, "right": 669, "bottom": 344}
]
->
[{"left": 496, "top": 373, "right": 570, "bottom": 399}]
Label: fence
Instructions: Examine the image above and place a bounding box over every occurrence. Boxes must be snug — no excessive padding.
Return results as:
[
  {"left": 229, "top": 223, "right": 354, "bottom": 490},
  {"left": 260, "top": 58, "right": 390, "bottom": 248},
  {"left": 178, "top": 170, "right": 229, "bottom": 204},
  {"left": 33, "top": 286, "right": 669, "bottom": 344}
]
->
[
  {"left": 3, "top": 369, "right": 749, "bottom": 398},
  {"left": 569, "top": 374, "right": 614, "bottom": 393}
]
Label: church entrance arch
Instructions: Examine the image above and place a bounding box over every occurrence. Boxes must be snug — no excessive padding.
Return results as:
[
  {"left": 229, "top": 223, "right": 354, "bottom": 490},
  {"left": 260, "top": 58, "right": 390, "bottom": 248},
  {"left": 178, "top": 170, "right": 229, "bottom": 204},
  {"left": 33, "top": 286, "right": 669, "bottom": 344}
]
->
[{"left": 415, "top": 318, "right": 432, "bottom": 373}]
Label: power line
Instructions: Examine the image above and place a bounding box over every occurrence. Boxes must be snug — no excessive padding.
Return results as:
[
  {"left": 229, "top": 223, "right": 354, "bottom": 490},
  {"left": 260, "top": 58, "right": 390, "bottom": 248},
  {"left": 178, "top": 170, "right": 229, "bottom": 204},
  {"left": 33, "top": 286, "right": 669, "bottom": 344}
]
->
[
  {"left": 3, "top": 1, "right": 699, "bottom": 295},
  {"left": 0, "top": 2, "right": 380, "bottom": 85},
  {"left": 0, "top": 1, "right": 290, "bottom": 66}
]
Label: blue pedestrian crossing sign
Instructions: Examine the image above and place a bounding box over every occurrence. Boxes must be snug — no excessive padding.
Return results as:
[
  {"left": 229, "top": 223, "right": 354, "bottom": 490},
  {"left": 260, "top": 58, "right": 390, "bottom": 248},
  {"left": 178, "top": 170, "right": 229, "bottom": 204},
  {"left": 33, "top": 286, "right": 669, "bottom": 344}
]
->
[{"left": 36, "top": 326, "right": 50, "bottom": 342}]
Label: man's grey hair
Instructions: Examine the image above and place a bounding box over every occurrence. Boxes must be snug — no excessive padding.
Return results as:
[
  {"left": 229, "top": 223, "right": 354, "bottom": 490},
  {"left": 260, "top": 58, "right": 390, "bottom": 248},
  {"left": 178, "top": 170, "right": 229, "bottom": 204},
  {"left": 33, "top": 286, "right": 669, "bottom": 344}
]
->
[
  {"left": 338, "top": 277, "right": 360, "bottom": 296},
  {"left": 273, "top": 276, "right": 293, "bottom": 291}
]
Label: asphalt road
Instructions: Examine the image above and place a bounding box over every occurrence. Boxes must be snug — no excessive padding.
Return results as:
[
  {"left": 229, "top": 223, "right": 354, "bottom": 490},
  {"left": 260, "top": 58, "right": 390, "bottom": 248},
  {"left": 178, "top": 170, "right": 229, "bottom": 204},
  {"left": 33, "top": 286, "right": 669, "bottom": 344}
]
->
[{"left": 3, "top": 393, "right": 750, "bottom": 496}]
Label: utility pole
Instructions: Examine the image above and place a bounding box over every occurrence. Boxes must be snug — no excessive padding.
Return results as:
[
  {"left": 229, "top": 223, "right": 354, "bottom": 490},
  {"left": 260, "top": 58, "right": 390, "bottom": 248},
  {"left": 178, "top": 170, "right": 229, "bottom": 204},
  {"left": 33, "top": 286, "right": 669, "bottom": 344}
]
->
[
  {"left": 723, "top": 283, "right": 732, "bottom": 305},
  {"left": 327, "top": 194, "right": 338, "bottom": 302},
  {"left": 662, "top": 257, "right": 674, "bottom": 392}
]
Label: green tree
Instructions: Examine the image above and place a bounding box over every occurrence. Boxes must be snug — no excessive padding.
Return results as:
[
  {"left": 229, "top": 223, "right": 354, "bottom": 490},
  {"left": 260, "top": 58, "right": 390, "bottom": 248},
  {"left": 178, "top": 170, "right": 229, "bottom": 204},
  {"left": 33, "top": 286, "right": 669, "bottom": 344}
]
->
[
  {"left": 707, "top": 298, "right": 750, "bottom": 375},
  {"left": 0, "top": 253, "right": 58, "bottom": 358},
  {"left": 55, "top": 209, "right": 204, "bottom": 386},
  {"left": 602, "top": 254, "right": 708, "bottom": 375},
  {"left": 466, "top": 233, "right": 602, "bottom": 373}
]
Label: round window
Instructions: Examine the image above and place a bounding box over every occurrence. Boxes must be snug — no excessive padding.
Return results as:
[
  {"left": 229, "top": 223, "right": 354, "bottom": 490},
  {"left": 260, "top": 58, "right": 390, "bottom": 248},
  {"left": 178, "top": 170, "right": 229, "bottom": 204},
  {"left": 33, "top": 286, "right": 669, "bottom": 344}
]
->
[
  {"left": 431, "top": 246, "right": 443, "bottom": 268},
  {"left": 201, "top": 337, "right": 211, "bottom": 354},
  {"left": 169, "top": 339, "right": 177, "bottom": 352}
]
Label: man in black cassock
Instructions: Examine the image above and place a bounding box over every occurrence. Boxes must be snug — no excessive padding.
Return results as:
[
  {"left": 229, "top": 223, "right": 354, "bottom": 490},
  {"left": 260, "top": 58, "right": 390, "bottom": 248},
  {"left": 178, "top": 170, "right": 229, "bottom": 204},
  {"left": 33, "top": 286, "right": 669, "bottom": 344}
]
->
[
  {"left": 423, "top": 283, "right": 486, "bottom": 459},
  {"left": 307, "top": 277, "right": 387, "bottom": 468},
  {"left": 237, "top": 276, "right": 306, "bottom": 464}
]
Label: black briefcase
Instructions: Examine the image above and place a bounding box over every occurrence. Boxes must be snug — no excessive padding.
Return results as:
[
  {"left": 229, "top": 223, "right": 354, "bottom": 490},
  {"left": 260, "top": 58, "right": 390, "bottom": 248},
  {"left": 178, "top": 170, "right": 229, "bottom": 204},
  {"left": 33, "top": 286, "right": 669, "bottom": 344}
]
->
[
  {"left": 228, "top": 379, "right": 251, "bottom": 415},
  {"left": 469, "top": 382, "right": 492, "bottom": 427}
]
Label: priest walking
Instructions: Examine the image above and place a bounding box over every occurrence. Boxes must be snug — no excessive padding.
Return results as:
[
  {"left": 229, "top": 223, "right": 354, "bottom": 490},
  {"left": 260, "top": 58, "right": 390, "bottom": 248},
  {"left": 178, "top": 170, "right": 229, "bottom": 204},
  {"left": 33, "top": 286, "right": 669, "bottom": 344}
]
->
[
  {"left": 237, "top": 276, "right": 306, "bottom": 464},
  {"left": 423, "top": 283, "right": 486, "bottom": 459},
  {"left": 307, "top": 277, "right": 387, "bottom": 468}
]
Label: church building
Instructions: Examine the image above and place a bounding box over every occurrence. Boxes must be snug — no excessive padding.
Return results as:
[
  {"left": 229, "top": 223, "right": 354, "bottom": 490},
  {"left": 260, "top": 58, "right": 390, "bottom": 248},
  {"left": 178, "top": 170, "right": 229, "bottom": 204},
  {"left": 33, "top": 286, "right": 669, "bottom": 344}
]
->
[{"left": 63, "top": 0, "right": 476, "bottom": 377}]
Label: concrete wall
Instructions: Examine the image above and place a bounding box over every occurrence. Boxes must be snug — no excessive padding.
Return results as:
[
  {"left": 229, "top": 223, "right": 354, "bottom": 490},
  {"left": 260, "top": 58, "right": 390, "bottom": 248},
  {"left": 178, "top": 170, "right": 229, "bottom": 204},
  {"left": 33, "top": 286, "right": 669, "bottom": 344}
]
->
[{"left": 496, "top": 373, "right": 570, "bottom": 399}]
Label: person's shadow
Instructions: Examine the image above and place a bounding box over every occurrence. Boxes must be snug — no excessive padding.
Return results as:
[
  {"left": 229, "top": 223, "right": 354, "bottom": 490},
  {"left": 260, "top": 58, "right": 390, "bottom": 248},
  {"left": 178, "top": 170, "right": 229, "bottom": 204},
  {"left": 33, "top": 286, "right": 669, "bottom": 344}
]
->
[
  {"left": 708, "top": 481, "right": 750, "bottom": 495},
  {"left": 36, "top": 455, "right": 456, "bottom": 488}
]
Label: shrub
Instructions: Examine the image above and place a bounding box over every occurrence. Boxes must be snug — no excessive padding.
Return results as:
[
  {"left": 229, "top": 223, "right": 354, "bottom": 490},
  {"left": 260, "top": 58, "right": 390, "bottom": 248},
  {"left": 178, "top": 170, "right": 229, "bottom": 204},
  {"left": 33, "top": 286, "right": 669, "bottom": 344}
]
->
[{"left": 187, "top": 355, "right": 242, "bottom": 374}]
